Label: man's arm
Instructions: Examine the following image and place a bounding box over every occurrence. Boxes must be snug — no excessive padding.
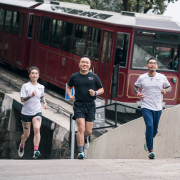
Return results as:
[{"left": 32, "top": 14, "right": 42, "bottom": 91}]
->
[
  {"left": 133, "top": 84, "right": 145, "bottom": 100},
  {"left": 161, "top": 86, "right": 172, "bottom": 94},
  {"left": 165, "top": 86, "right": 172, "bottom": 93},
  {"left": 97, "top": 87, "right": 104, "bottom": 96},
  {"left": 89, "top": 87, "right": 104, "bottom": 96},
  {"left": 133, "top": 85, "right": 139, "bottom": 94},
  {"left": 67, "top": 85, "right": 75, "bottom": 102}
]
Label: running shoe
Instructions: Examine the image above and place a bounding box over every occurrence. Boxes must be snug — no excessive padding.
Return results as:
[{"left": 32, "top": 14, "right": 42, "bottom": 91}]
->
[
  {"left": 84, "top": 138, "right": 89, "bottom": 149},
  {"left": 18, "top": 145, "right": 24, "bottom": 158},
  {"left": 77, "top": 152, "right": 84, "bottom": 159},
  {"left": 33, "top": 150, "right": 41, "bottom": 159},
  {"left": 148, "top": 152, "right": 155, "bottom": 159}
]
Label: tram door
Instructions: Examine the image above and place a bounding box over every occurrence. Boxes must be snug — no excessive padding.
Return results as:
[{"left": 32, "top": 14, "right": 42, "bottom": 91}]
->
[
  {"left": 99, "top": 31, "right": 113, "bottom": 100},
  {"left": 17, "top": 13, "right": 26, "bottom": 65},
  {"left": 29, "top": 16, "right": 40, "bottom": 67}
]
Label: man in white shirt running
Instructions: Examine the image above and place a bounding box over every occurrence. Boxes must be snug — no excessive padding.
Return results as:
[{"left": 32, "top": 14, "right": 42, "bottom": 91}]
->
[{"left": 133, "top": 57, "right": 172, "bottom": 159}]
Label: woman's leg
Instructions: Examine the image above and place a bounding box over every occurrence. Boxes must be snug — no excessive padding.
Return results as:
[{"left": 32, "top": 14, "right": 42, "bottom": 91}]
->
[
  {"left": 18, "top": 121, "right": 31, "bottom": 157},
  {"left": 32, "top": 115, "right": 42, "bottom": 151},
  {"left": 21, "top": 121, "right": 31, "bottom": 145}
]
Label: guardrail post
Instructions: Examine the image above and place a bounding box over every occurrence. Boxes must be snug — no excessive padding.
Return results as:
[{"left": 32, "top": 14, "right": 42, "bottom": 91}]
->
[
  {"left": 71, "top": 119, "right": 76, "bottom": 159},
  {"left": 115, "top": 99, "right": 117, "bottom": 128},
  {"left": 69, "top": 114, "right": 72, "bottom": 148}
]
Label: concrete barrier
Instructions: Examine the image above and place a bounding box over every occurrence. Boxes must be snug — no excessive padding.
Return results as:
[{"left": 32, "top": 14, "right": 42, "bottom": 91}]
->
[
  {"left": 0, "top": 92, "right": 71, "bottom": 159},
  {"left": 88, "top": 105, "right": 180, "bottom": 159}
]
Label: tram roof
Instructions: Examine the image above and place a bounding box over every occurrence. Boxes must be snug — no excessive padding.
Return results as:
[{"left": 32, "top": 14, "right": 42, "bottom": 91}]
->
[
  {"left": 1, "top": 0, "right": 180, "bottom": 32},
  {"left": 35, "top": 3, "right": 180, "bottom": 32},
  {"left": 0, "top": 0, "right": 39, "bottom": 8}
]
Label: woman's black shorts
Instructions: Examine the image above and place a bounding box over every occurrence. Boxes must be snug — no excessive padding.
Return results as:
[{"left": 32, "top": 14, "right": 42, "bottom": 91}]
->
[
  {"left": 21, "top": 112, "right": 42, "bottom": 122},
  {"left": 73, "top": 101, "right": 96, "bottom": 122}
]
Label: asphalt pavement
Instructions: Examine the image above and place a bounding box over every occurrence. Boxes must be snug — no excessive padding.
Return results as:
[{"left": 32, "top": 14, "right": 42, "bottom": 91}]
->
[{"left": 0, "top": 158, "right": 180, "bottom": 180}]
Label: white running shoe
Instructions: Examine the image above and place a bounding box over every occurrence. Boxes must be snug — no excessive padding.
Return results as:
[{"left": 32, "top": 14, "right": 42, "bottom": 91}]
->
[
  {"left": 33, "top": 150, "right": 41, "bottom": 159},
  {"left": 77, "top": 152, "right": 84, "bottom": 159},
  {"left": 84, "top": 138, "right": 89, "bottom": 149},
  {"left": 18, "top": 145, "right": 24, "bottom": 158}
]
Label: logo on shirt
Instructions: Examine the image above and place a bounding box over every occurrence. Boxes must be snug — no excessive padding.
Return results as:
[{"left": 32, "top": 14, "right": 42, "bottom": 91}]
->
[
  {"left": 88, "top": 77, "right": 94, "bottom": 80},
  {"left": 155, "top": 78, "right": 161, "bottom": 82}
]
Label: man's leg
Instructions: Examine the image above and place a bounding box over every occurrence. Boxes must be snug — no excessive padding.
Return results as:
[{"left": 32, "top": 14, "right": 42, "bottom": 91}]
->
[
  {"left": 153, "top": 110, "right": 162, "bottom": 138},
  {"left": 84, "top": 121, "right": 93, "bottom": 149},
  {"left": 76, "top": 118, "right": 85, "bottom": 152},
  {"left": 84, "top": 121, "right": 93, "bottom": 137},
  {"left": 141, "top": 108, "right": 154, "bottom": 152},
  {"left": 84, "top": 101, "right": 95, "bottom": 148}
]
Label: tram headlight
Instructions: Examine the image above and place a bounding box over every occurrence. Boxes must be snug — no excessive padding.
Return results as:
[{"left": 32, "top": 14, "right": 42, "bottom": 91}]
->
[{"left": 173, "top": 78, "right": 177, "bottom": 83}]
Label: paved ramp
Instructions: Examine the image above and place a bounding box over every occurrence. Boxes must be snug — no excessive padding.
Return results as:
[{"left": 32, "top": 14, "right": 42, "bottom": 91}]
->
[{"left": 0, "top": 159, "right": 180, "bottom": 180}]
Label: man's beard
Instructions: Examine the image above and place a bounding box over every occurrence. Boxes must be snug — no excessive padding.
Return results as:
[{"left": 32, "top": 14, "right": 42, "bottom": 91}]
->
[{"left": 149, "top": 69, "right": 156, "bottom": 73}]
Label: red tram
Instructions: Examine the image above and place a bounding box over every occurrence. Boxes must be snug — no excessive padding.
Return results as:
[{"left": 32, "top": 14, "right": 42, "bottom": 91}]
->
[
  {"left": 0, "top": 0, "right": 180, "bottom": 107},
  {"left": 0, "top": 0, "right": 40, "bottom": 69}
]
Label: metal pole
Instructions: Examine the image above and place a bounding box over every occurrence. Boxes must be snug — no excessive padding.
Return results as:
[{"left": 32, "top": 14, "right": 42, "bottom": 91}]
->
[
  {"left": 70, "top": 119, "right": 76, "bottom": 159},
  {"left": 115, "top": 98, "right": 117, "bottom": 128},
  {"left": 69, "top": 114, "right": 72, "bottom": 148}
]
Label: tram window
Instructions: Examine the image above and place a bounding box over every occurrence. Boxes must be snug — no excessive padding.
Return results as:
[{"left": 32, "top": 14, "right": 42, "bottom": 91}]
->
[
  {"left": 114, "top": 33, "right": 130, "bottom": 67},
  {"left": 86, "top": 27, "right": 101, "bottom": 61},
  {"left": 136, "top": 30, "right": 180, "bottom": 43},
  {"left": 11, "top": 11, "right": 20, "bottom": 35},
  {"left": 33, "top": 16, "right": 40, "bottom": 41},
  {"left": 20, "top": 14, "right": 26, "bottom": 37},
  {"left": 40, "top": 17, "right": 51, "bottom": 45},
  {"left": 60, "top": 22, "right": 73, "bottom": 52},
  {"left": 0, "top": 9, "right": 5, "bottom": 31},
  {"left": 50, "top": 19, "right": 62, "bottom": 49},
  {"left": 132, "top": 40, "right": 179, "bottom": 71},
  {"left": 101, "top": 32, "right": 108, "bottom": 63},
  {"left": 27, "top": 14, "right": 34, "bottom": 38},
  {"left": 4, "top": 10, "right": 12, "bottom": 33},
  {"left": 72, "top": 24, "right": 87, "bottom": 56},
  {"left": 107, "top": 33, "right": 113, "bottom": 63}
]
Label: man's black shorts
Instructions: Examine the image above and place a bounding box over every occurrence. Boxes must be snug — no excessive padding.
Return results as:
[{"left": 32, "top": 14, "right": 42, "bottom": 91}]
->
[
  {"left": 73, "top": 101, "right": 96, "bottom": 122},
  {"left": 21, "top": 112, "right": 42, "bottom": 122}
]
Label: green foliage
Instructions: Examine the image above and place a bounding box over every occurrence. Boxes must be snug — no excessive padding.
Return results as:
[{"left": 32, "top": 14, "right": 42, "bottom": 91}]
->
[{"left": 55, "top": 0, "right": 178, "bottom": 14}]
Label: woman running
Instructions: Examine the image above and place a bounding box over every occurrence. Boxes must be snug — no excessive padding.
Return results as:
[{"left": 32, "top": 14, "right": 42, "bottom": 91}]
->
[{"left": 18, "top": 66, "right": 47, "bottom": 159}]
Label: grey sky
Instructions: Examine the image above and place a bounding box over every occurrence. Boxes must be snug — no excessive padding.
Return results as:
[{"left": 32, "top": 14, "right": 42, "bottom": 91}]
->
[{"left": 163, "top": 1, "right": 180, "bottom": 23}]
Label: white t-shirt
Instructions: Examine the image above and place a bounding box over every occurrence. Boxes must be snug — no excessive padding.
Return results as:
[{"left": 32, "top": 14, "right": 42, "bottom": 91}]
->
[
  {"left": 20, "top": 82, "right": 45, "bottom": 115},
  {"left": 134, "top": 72, "right": 170, "bottom": 111}
]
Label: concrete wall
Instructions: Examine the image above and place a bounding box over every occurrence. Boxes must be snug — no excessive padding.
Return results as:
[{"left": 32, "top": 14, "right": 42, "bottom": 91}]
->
[
  {"left": 88, "top": 105, "right": 180, "bottom": 159},
  {"left": 0, "top": 93, "right": 71, "bottom": 159}
]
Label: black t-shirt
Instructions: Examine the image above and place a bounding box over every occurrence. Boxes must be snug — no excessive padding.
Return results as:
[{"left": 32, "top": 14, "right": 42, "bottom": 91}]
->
[{"left": 68, "top": 72, "right": 103, "bottom": 102}]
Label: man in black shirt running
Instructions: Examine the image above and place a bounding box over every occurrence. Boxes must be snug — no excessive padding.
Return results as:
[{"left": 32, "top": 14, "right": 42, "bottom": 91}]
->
[{"left": 67, "top": 55, "right": 104, "bottom": 159}]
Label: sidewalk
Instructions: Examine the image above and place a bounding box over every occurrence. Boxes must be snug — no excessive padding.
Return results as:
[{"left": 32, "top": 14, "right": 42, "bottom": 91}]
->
[{"left": 0, "top": 159, "right": 180, "bottom": 180}]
